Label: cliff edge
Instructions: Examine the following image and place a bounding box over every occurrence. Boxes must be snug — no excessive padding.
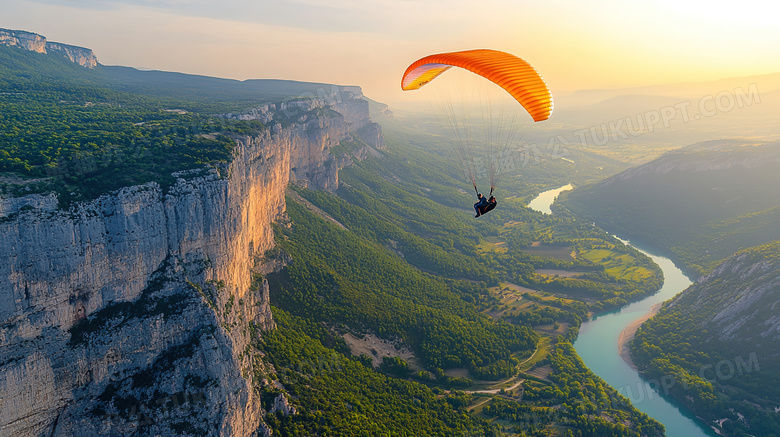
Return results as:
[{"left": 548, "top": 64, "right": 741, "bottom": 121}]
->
[
  {"left": 0, "top": 90, "right": 384, "bottom": 436},
  {"left": 0, "top": 28, "right": 98, "bottom": 68}
]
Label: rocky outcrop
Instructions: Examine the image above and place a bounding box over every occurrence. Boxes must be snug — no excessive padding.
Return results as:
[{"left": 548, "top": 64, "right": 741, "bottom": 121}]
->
[
  {"left": 0, "top": 29, "right": 46, "bottom": 53},
  {"left": 221, "top": 88, "right": 385, "bottom": 190},
  {"left": 680, "top": 243, "right": 780, "bottom": 344},
  {"left": 0, "top": 28, "right": 97, "bottom": 68},
  {"left": 45, "top": 42, "right": 98, "bottom": 69},
  {"left": 629, "top": 241, "right": 780, "bottom": 436},
  {"left": 0, "top": 94, "right": 383, "bottom": 436}
]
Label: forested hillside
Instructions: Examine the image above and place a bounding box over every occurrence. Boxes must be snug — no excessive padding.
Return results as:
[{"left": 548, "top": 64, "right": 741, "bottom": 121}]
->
[
  {"left": 630, "top": 242, "right": 780, "bottom": 437},
  {"left": 561, "top": 140, "right": 780, "bottom": 276},
  {"left": 0, "top": 43, "right": 347, "bottom": 205},
  {"left": 258, "top": 121, "right": 667, "bottom": 436}
]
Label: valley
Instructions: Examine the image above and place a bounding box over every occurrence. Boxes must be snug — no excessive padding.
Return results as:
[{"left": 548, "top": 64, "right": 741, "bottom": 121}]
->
[{"left": 2, "top": 27, "right": 779, "bottom": 437}]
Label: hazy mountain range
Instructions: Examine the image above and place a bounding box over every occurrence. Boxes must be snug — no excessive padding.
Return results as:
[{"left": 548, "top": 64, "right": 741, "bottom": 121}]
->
[{"left": 561, "top": 139, "right": 780, "bottom": 276}]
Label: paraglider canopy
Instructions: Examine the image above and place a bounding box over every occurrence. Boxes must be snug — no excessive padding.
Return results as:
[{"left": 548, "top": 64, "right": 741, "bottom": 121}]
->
[
  {"left": 401, "top": 49, "right": 553, "bottom": 210},
  {"left": 401, "top": 49, "right": 554, "bottom": 122}
]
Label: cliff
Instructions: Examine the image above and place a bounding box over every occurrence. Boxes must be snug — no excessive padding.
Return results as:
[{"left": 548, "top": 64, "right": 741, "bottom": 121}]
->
[
  {"left": 672, "top": 241, "right": 780, "bottom": 345},
  {"left": 0, "top": 28, "right": 98, "bottom": 68},
  {"left": 0, "top": 94, "right": 384, "bottom": 436},
  {"left": 219, "top": 87, "right": 385, "bottom": 190}
]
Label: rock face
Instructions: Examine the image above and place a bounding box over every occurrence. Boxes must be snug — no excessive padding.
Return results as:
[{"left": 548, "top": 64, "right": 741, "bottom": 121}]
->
[
  {"left": 45, "top": 42, "right": 98, "bottom": 69},
  {"left": 220, "top": 87, "right": 385, "bottom": 190},
  {"left": 0, "top": 29, "right": 46, "bottom": 53},
  {"left": 629, "top": 241, "right": 780, "bottom": 437},
  {"left": 0, "top": 94, "right": 383, "bottom": 436},
  {"left": 0, "top": 28, "right": 98, "bottom": 68},
  {"left": 679, "top": 243, "right": 780, "bottom": 345}
]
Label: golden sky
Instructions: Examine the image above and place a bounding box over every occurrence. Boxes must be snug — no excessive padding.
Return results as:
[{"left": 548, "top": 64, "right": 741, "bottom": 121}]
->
[{"left": 3, "top": 0, "right": 780, "bottom": 104}]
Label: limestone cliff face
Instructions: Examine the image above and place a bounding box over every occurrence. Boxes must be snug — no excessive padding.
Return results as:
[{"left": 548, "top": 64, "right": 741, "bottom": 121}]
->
[
  {"left": 0, "top": 29, "right": 46, "bottom": 53},
  {"left": 677, "top": 243, "right": 780, "bottom": 344},
  {"left": 0, "top": 95, "right": 383, "bottom": 436},
  {"left": 221, "top": 87, "right": 385, "bottom": 189},
  {"left": 45, "top": 42, "right": 98, "bottom": 69},
  {"left": 0, "top": 28, "right": 98, "bottom": 68}
]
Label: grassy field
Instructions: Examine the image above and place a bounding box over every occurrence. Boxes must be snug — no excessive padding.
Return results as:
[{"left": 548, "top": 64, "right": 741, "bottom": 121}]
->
[
  {"left": 519, "top": 243, "right": 576, "bottom": 261},
  {"left": 489, "top": 283, "right": 582, "bottom": 316},
  {"left": 576, "top": 238, "right": 655, "bottom": 282},
  {"left": 517, "top": 335, "right": 552, "bottom": 374},
  {"left": 476, "top": 236, "right": 509, "bottom": 254},
  {"left": 535, "top": 268, "right": 585, "bottom": 278}
]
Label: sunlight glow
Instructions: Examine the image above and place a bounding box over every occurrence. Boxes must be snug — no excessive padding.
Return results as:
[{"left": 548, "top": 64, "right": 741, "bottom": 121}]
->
[{"left": 2, "top": 0, "right": 779, "bottom": 103}]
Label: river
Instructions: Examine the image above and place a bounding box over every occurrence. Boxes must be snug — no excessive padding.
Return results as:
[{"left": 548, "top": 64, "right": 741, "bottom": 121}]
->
[
  {"left": 526, "top": 183, "right": 573, "bottom": 214},
  {"left": 528, "top": 185, "right": 717, "bottom": 437}
]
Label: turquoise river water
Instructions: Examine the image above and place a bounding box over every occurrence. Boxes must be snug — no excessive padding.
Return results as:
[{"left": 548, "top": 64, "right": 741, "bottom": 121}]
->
[{"left": 529, "top": 185, "right": 717, "bottom": 437}]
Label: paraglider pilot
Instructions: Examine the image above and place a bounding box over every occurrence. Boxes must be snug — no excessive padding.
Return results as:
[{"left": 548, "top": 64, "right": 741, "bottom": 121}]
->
[
  {"left": 474, "top": 193, "right": 488, "bottom": 217},
  {"left": 474, "top": 193, "right": 497, "bottom": 217}
]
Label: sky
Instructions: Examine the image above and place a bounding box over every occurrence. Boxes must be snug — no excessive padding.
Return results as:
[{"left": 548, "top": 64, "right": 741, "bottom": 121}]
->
[{"left": 2, "top": 0, "right": 780, "bottom": 104}]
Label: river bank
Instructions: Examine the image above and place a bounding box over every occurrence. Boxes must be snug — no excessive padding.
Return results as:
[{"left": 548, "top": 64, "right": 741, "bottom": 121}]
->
[{"left": 617, "top": 302, "right": 662, "bottom": 369}]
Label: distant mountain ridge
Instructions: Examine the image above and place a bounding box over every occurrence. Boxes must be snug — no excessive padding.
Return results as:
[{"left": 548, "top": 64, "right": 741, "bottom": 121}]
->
[
  {"left": 548, "top": 72, "right": 780, "bottom": 163},
  {"left": 558, "top": 72, "right": 780, "bottom": 108},
  {"left": 0, "top": 35, "right": 370, "bottom": 115},
  {"left": 562, "top": 140, "right": 780, "bottom": 275},
  {"left": 605, "top": 139, "right": 780, "bottom": 182},
  {"left": 0, "top": 28, "right": 97, "bottom": 68}
]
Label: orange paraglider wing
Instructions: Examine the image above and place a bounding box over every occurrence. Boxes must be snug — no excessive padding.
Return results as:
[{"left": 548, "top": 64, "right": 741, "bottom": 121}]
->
[{"left": 401, "top": 49, "right": 553, "bottom": 122}]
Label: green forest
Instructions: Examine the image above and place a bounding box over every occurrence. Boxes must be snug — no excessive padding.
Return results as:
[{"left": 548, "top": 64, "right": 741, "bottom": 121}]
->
[
  {"left": 258, "top": 308, "right": 496, "bottom": 436},
  {"left": 0, "top": 43, "right": 341, "bottom": 205},
  {"left": 255, "top": 120, "right": 668, "bottom": 435}
]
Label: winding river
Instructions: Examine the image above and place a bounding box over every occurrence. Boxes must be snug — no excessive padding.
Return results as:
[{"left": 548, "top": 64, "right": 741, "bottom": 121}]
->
[{"left": 529, "top": 185, "right": 716, "bottom": 437}]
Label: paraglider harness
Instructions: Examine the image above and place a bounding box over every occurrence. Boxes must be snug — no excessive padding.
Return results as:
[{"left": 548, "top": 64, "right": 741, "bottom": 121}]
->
[{"left": 473, "top": 185, "right": 497, "bottom": 218}]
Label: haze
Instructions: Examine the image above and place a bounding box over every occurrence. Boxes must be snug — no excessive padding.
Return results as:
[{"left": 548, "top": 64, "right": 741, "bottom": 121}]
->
[{"left": 3, "top": 0, "right": 780, "bottom": 104}]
